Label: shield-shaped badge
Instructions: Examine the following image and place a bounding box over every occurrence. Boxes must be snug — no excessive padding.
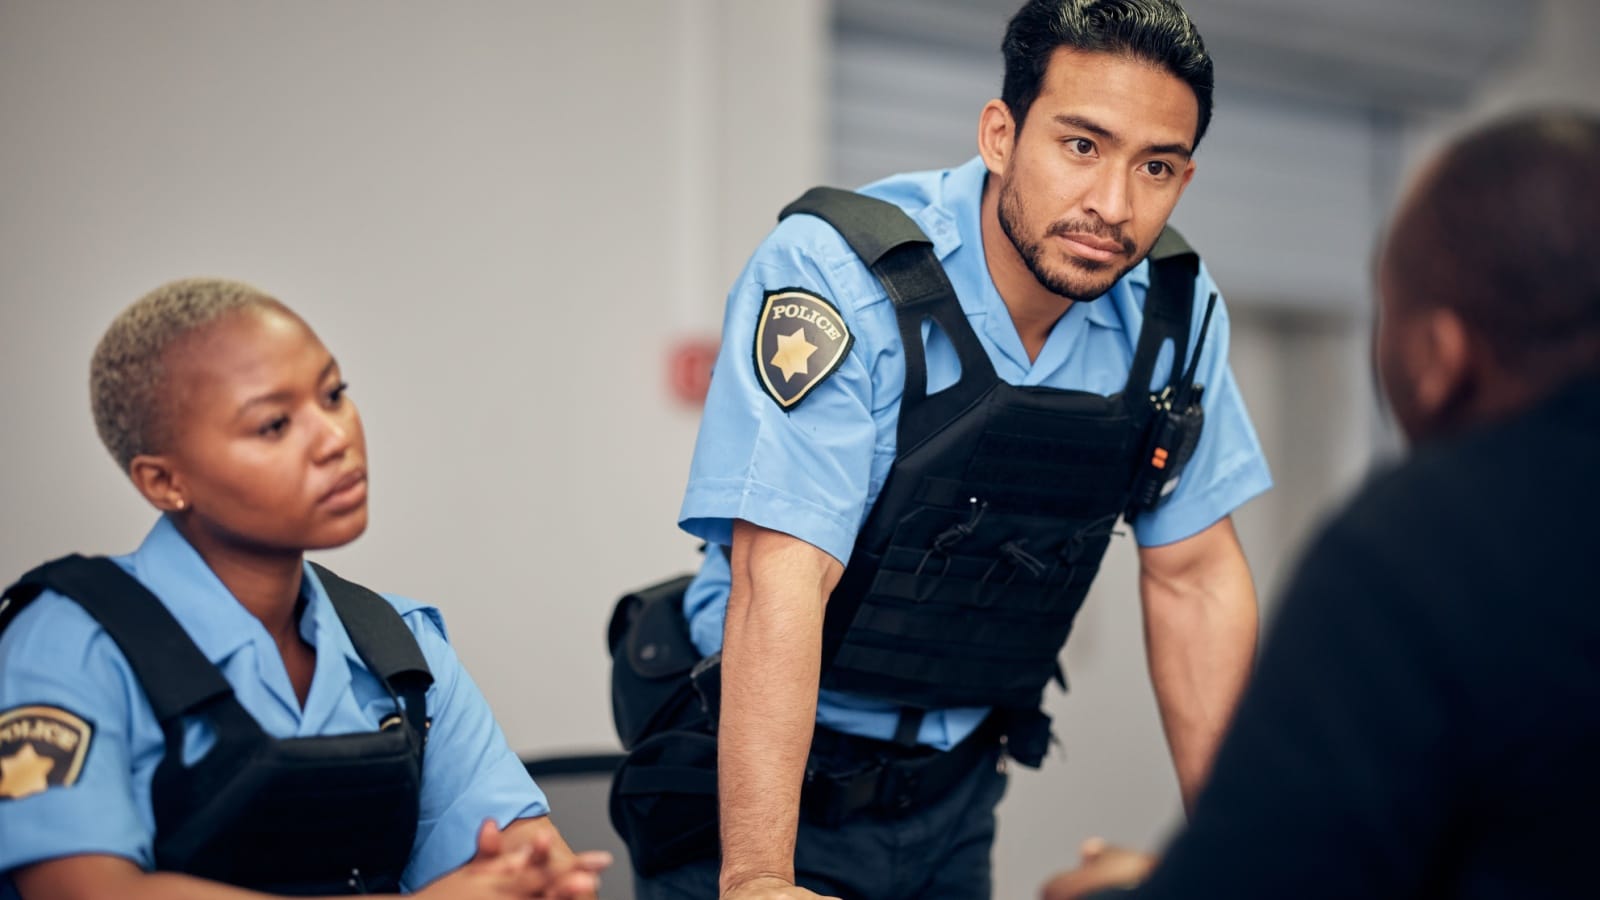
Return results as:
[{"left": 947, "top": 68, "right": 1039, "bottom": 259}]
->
[
  {"left": 0, "top": 705, "right": 93, "bottom": 801},
  {"left": 753, "top": 288, "right": 853, "bottom": 410}
]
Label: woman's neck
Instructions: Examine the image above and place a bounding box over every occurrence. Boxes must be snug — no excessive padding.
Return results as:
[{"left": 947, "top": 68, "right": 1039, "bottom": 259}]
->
[{"left": 173, "top": 520, "right": 306, "bottom": 641}]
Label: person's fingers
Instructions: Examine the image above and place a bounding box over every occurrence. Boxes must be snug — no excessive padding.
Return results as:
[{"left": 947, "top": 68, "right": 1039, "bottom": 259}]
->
[
  {"left": 549, "top": 870, "right": 600, "bottom": 898},
  {"left": 524, "top": 830, "right": 554, "bottom": 866},
  {"left": 1040, "top": 870, "right": 1080, "bottom": 900},
  {"left": 474, "top": 817, "right": 503, "bottom": 861},
  {"left": 569, "top": 850, "right": 613, "bottom": 871}
]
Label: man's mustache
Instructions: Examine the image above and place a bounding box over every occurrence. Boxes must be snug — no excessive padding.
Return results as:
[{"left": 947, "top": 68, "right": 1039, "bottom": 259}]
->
[{"left": 1047, "top": 218, "right": 1136, "bottom": 256}]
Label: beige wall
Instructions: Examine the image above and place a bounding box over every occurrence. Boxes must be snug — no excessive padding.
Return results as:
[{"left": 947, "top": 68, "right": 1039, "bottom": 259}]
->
[{"left": 0, "top": 0, "right": 826, "bottom": 758}]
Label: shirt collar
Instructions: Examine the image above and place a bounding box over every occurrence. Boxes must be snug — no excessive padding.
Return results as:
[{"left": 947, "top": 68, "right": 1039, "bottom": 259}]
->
[
  {"left": 122, "top": 516, "right": 362, "bottom": 671},
  {"left": 297, "top": 563, "right": 367, "bottom": 672}
]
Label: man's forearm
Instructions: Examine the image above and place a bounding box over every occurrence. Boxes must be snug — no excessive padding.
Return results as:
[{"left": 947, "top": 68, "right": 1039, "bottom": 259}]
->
[
  {"left": 717, "top": 522, "right": 839, "bottom": 895},
  {"left": 1140, "top": 530, "right": 1258, "bottom": 810}
]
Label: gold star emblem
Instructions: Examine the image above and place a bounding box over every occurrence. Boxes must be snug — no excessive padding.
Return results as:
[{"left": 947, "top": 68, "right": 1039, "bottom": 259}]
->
[
  {"left": 769, "top": 328, "right": 819, "bottom": 382},
  {"left": 0, "top": 744, "right": 55, "bottom": 800}
]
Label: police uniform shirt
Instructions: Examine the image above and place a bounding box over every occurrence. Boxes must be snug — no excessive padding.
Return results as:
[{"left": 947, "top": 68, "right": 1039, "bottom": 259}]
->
[
  {"left": 679, "top": 155, "right": 1273, "bottom": 749},
  {"left": 0, "top": 516, "right": 549, "bottom": 896}
]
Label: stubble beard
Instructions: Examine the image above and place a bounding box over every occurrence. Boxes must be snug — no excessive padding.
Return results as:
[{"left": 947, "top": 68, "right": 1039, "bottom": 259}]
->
[{"left": 997, "top": 176, "right": 1144, "bottom": 303}]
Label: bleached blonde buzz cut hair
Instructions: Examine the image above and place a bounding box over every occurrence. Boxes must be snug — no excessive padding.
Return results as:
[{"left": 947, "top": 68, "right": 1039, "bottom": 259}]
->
[{"left": 90, "top": 277, "right": 283, "bottom": 471}]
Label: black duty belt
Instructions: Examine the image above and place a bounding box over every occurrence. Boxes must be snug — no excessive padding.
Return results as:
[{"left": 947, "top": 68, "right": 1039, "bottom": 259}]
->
[{"left": 801, "top": 714, "right": 1003, "bottom": 827}]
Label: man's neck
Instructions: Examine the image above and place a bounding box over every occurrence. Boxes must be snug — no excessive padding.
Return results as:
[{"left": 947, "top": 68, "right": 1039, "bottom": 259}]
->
[{"left": 978, "top": 175, "right": 1073, "bottom": 363}]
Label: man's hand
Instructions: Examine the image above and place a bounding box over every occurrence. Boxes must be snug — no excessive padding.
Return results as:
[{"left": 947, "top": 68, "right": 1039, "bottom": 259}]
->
[
  {"left": 722, "top": 874, "right": 842, "bottom": 900},
  {"left": 417, "top": 817, "right": 611, "bottom": 900},
  {"left": 1039, "top": 837, "right": 1157, "bottom": 900}
]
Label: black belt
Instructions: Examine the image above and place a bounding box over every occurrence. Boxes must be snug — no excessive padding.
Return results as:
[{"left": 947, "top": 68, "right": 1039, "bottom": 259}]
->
[{"left": 800, "top": 714, "right": 1003, "bottom": 826}]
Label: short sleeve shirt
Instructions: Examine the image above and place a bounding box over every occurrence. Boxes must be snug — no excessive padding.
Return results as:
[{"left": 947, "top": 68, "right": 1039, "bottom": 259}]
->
[
  {"left": 678, "top": 156, "right": 1272, "bottom": 749},
  {"left": 0, "top": 516, "right": 548, "bottom": 895}
]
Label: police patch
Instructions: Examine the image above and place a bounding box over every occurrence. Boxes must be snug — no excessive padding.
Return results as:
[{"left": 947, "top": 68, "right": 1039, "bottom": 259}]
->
[
  {"left": 0, "top": 705, "right": 93, "bottom": 800},
  {"left": 754, "top": 288, "right": 853, "bottom": 410}
]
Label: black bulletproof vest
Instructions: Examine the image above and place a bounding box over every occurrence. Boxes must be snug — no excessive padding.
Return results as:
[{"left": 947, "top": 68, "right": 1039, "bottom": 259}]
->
[
  {"left": 779, "top": 188, "right": 1199, "bottom": 718},
  {"left": 0, "top": 555, "right": 433, "bottom": 895}
]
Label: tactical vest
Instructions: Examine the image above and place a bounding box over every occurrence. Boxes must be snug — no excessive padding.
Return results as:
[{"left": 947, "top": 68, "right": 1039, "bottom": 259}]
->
[
  {"left": 780, "top": 189, "right": 1204, "bottom": 737},
  {"left": 0, "top": 556, "right": 432, "bottom": 895}
]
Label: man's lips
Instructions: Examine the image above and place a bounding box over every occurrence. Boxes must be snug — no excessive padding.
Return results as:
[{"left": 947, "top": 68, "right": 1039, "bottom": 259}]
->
[{"left": 1057, "top": 233, "right": 1125, "bottom": 261}]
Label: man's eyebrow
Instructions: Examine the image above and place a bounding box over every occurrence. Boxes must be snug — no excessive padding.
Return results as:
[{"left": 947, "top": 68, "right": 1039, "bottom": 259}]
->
[
  {"left": 1144, "top": 141, "right": 1193, "bottom": 159},
  {"left": 1053, "top": 113, "right": 1193, "bottom": 159},
  {"left": 1054, "top": 114, "right": 1116, "bottom": 140}
]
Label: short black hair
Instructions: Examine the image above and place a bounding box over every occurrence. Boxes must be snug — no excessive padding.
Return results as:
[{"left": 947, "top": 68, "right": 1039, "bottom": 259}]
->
[
  {"left": 1001, "top": 0, "right": 1214, "bottom": 149},
  {"left": 1385, "top": 109, "right": 1600, "bottom": 383}
]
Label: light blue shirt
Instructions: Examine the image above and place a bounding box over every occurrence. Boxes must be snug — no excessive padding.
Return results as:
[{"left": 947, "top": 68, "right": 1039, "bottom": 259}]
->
[
  {"left": 0, "top": 516, "right": 547, "bottom": 895},
  {"left": 679, "top": 156, "right": 1273, "bottom": 749}
]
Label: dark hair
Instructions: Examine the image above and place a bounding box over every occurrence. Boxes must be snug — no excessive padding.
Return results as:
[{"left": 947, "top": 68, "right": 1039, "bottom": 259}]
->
[
  {"left": 1001, "top": 0, "right": 1214, "bottom": 148},
  {"left": 1385, "top": 110, "right": 1600, "bottom": 381}
]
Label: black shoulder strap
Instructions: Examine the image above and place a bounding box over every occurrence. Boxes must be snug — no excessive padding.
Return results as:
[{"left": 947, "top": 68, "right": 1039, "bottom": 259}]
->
[
  {"left": 309, "top": 563, "right": 433, "bottom": 697},
  {"left": 0, "top": 555, "right": 234, "bottom": 723},
  {"left": 780, "top": 187, "right": 997, "bottom": 442},
  {"left": 1123, "top": 226, "right": 1201, "bottom": 412}
]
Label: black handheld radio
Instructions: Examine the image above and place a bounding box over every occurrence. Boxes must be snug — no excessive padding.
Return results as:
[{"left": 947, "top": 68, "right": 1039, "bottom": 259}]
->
[{"left": 1126, "top": 291, "right": 1220, "bottom": 516}]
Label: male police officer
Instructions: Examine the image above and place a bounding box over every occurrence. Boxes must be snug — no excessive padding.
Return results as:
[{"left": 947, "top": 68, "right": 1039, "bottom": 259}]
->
[
  {"left": 649, "top": 2, "right": 1272, "bottom": 898},
  {"left": 1038, "top": 109, "right": 1600, "bottom": 900}
]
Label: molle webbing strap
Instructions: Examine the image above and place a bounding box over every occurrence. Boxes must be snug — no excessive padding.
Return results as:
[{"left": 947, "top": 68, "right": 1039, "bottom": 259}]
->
[
  {"left": 1, "top": 555, "right": 232, "bottom": 723},
  {"left": 1123, "top": 226, "right": 1201, "bottom": 412},
  {"left": 779, "top": 187, "right": 998, "bottom": 445},
  {"left": 781, "top": 187, "right": 930, "bottom": 267},
  {"left": 309, "top": 563, "right": 433, "bottom": 733}
]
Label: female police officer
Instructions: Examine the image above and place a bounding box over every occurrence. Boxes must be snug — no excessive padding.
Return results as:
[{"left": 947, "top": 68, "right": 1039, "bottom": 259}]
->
[{"left": 0, "top": 279, "right": 609, "bottom": 899}]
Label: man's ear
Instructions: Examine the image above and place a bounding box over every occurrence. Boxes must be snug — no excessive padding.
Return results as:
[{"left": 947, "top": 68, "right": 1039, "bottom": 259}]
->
[
  {"left": 1411, "top": 307, "right": 1473, "bottom": 426},
  {"left": 978, "top": 99, "right": 1017, "bottom": 178},
  {"left": 128, "top": 454, "right": 188, "bottom": 514}
]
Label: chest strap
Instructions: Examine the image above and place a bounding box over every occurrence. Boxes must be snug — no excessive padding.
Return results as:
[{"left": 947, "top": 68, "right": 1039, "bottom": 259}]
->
[
  {"left": 2, "top": 555, "right": 432, "bottom": 728},
  {"left": 781, "top": 187, "right": 996, "bottom": 446},
  {"left": 780, "top": 187, "right": 1201, "bottom": 428}
]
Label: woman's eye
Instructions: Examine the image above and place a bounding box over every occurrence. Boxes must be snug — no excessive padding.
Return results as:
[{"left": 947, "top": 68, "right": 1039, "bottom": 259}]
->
[
  {"left": 258, "top": 415, "right": 289, "bottom": 438},
  {"left": 327, "top": 381, "right": 350, "bottom": 405}
]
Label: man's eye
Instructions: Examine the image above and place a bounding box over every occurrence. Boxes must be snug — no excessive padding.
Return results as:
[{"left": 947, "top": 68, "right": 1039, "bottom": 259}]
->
[
  {"left": 1145, "top": 161, "right": 1172, "bottom": 176},
  {"left": 259, "top": 415, "right": 289, "bottom": 437},
  {"left": 1068, "top": 138, "right": 1095, "bottom": 155}
]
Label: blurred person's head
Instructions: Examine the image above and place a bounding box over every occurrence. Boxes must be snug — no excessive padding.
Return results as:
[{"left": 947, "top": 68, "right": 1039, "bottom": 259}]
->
[
  {"left": 91, "top": 278, "right": 369, "bottom": 557},
  {"left": 982, "top": 0, "right": 1211, "bottom": 303},
  {"left": 1375, "top": 110, "right": 1600, "bottom": 443}
]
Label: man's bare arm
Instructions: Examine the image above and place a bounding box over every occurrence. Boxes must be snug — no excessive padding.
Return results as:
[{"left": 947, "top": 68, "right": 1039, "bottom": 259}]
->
[
  {"left": 717, "top": 519, "right": 844, "bottom": 900},
  {"left": 1137, "top": 516, "right": 1258, "bottom": 811}
]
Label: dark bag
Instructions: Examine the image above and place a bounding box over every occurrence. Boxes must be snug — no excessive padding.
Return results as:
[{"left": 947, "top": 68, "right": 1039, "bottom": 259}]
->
[
  {"left": 606, "top": 575, "right": 723, "bottom": 874},
  {"left": 607, "top": 574, "right": 704, "bottom": 749}
]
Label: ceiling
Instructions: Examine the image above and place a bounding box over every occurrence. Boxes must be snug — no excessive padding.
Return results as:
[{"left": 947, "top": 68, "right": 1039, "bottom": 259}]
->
[{"left": 835, "top": 0, "right": 1541, "bottom": 111}]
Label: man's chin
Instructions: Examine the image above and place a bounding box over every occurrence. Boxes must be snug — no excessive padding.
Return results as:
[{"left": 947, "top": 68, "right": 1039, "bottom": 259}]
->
[{"left": 1044, "top": 269, "right": 1123, "bottom": 303}]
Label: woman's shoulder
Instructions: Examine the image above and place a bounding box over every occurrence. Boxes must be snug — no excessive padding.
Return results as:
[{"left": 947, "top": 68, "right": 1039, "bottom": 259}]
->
[
  {"left": 0, "top": 586, "right": 118, "bottom": 664},
  {"left": 377, "top": 592, "right": 450, "bottom": 645}
]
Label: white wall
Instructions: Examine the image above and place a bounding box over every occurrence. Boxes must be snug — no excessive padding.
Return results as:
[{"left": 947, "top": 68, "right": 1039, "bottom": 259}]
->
[{"left": 0, "top": 0, "right": 827, "bottom": 758}]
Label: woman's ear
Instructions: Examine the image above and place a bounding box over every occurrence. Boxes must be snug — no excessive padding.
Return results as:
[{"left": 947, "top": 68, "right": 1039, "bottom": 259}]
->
[
  {"left": 128, "top": 454, "right": 187, "bottom": 514},
  {"left": 978, "top": 99, "right": 1017, "bottom": 178}
]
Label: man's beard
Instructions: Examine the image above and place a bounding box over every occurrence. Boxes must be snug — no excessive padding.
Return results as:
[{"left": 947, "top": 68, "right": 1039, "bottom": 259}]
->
[{"left": 998, "top": 176, "right": 1144, "bottom": 303}]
